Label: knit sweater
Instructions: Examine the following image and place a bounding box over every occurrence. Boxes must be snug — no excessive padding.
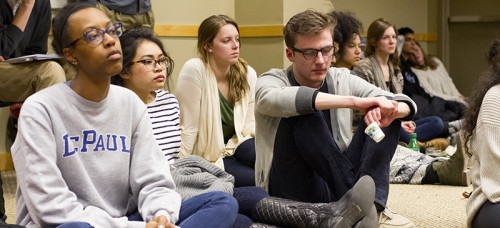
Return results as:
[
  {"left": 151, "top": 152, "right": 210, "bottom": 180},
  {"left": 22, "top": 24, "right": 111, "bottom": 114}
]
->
[
  {"left": 176, "top": 58, "right": 257, "bottom": 169},
  {"left": 353, "top": 55, "right": 404, "bottom": 93},
  {"left": 255, "top": 66, "right": 416, "bottom": 190},
  {"left": 12, "top": 83, "right": 181, "bottom": 227},
  {"left": 466, "top": 84, "right": 500, "bottom": 227},
  {"left": 170, "top": 156, "right": 234, "bottom": 200},
  {"left": 411, "top": 57, "right": 464, "bottom": 103}
]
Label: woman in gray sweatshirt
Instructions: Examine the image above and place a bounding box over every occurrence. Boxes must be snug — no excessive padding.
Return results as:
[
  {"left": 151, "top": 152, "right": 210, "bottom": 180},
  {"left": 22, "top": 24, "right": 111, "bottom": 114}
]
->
[{"left": 12, "top": 3, "right": 238, "bottom": 228}]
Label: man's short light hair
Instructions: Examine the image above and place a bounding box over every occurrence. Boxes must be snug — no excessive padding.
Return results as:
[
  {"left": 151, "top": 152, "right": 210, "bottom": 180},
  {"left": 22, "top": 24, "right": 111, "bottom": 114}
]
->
[{"left": 283, "top": 9, "right": 336, "bottom": 49}]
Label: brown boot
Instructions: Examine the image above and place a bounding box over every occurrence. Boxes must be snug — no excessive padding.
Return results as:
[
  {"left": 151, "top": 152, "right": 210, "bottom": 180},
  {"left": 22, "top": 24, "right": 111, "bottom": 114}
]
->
[
  {"left": 418, "top": 138, "right": 450, "bottom": 151},
  {"left": 432, "top": 138, "right": 467, "bottom": 186}
]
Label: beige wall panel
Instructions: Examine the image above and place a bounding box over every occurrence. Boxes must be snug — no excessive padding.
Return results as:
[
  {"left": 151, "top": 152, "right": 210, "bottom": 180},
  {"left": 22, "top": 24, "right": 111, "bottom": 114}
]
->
[
  {"left": 153, "top": 0, "right": 235, "bottom": 93},
  {"left": 331, "top": 0, "right": 430, "bottom": 34},
  {"left": 283, "top": 0, "right": 335, "bottom": 19},
  {"left": 450, "top": 0, "right": 500, "bottom": 15},
  {"left": 241, "top": 37, "right": 286, "bottom": 76},
  {"left": 160, "top": 37, "right": 198, "bottom": 93},
  {"left": 236, "top": 0, "right": 283, "bottom": 25},
  {"left": 152, "top": 0, "right": 235, "bottom": 24},
  {"left": 448, "top": 0, "right": 500, "bottom": 96}
]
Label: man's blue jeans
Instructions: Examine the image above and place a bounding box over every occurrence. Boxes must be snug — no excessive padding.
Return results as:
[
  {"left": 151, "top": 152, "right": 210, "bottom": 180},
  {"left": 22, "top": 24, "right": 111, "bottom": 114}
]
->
[
  {"left": 56, "top": 191, "right": 238, "bottom": 228},
  {"left": 269, "top": 112, "right": 400, "bottom": 209}
]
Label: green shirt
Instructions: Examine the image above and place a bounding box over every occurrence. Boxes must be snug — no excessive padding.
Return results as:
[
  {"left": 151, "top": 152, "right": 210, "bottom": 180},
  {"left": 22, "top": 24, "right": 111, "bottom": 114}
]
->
[{"left": 219, "top": 90, "right": 236, "bottom": 143}]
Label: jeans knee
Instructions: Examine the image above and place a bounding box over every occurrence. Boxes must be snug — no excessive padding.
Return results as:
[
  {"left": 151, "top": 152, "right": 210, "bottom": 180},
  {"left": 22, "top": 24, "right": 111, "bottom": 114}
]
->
[
  {"left": 56, "top": 222, "right": 93, "bottom": 228},
  {"left": 205, "top": 192, "right": 239, "bottom": 213}
]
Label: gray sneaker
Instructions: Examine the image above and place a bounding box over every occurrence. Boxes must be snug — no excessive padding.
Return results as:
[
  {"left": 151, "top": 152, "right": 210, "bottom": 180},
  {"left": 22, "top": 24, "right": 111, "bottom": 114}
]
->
[{"left": 378, "top": 208, "right": 415, "bottom": 228}]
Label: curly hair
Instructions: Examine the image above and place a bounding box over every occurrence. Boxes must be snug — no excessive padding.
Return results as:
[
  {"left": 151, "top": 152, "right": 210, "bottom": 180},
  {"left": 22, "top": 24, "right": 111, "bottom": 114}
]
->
[
  {"left": 328, "top": 11, "right": 362, "bottom": 57},
  {"left": 462, "top": 36, "right": 500, "bottom": 156}
]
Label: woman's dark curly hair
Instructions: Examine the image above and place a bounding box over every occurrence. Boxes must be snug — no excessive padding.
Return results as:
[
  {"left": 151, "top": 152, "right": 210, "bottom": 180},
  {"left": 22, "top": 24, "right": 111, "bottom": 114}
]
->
[
  {"left": 462, "top": 36, "right": 500, "bottom": 156},
  {"left": 111, "top": 27, "right": 174, "bottom": 91},
  {"left": 328, "top": 11, "right": 363, "bottom": 58}
]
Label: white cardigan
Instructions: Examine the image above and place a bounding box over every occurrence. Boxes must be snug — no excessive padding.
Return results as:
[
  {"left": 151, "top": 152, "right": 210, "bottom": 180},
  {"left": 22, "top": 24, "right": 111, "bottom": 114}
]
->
[{"left": 175, "top": 58, "right": 257, "bottom": 169}]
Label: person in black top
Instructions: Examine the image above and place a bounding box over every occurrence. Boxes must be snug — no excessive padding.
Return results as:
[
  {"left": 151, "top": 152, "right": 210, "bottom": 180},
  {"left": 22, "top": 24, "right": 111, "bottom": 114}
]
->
[{"left": 398, "top": 27, "right": 463, "bottom": 138}]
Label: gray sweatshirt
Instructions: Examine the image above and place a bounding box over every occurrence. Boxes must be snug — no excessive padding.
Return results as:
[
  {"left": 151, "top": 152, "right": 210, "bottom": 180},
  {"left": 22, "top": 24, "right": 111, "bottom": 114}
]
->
[{"left": 12, "top": 82, "right": 181, "bottom": 228}]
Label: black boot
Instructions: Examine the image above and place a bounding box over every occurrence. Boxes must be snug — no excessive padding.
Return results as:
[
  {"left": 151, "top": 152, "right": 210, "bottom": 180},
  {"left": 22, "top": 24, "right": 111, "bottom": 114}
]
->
[{"left": 255, "top": 175, "right": 375, "bottom": 228}]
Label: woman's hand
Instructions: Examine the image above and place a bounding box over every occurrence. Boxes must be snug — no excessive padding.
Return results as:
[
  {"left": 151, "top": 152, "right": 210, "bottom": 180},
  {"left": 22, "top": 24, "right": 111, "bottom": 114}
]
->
[
  {"left": 146, "top": 215, "right": 176, "bottom": 228},
  {"left": 401, "top": 121, "right": 416, "bottom": 134}
]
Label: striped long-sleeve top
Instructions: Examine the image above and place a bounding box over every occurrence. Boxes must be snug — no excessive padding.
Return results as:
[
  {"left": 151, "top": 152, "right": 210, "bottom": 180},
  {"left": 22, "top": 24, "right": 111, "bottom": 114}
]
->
[{"left": 147, "top": 89, "right": 181, "bottom": 164}]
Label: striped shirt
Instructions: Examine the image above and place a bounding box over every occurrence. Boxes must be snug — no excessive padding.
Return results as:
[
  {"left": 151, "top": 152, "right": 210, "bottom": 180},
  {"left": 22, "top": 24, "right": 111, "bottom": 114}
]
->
[{"left": 147, "top": 90, "right": 181, "bottom": 164}]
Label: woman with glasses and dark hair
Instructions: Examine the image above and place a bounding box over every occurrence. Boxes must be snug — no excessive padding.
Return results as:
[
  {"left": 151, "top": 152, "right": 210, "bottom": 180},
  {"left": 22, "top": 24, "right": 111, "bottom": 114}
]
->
[
  {"left": 11, "top": 4, "right": 238, "bottom": 228},
  {"left": 176, "top": 15, "right": 257, "bottom": 188}
]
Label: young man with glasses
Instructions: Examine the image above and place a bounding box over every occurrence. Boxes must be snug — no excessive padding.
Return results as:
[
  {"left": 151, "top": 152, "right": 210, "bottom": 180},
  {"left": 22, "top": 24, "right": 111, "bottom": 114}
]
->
[{"left": 254, "top": 9, "right": 417, "bottom": 227}]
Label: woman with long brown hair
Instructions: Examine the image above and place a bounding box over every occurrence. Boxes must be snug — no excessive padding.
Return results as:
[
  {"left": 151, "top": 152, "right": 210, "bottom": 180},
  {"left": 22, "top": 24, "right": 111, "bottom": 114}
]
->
[{"left": 176, "top": 15, "right": 257, "bottom": 187}]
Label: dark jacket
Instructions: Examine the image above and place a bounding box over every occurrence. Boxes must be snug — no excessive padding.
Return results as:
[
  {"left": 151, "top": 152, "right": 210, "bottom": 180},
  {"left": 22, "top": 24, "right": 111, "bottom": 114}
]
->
[{"left": 0, "top": 0, "right": 51, "bottom": 59}]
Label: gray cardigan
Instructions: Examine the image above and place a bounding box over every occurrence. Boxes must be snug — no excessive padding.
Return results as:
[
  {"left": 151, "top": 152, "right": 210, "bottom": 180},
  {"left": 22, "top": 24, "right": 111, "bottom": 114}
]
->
[{"left": 254, "top": 66, "right": 416, "bottom": 190}]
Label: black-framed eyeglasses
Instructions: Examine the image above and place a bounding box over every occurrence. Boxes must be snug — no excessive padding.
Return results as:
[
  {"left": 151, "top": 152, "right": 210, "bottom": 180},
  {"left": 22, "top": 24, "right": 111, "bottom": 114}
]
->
[
  {"left": 290, "top": 45, "right": 339, "bottom": 60},
  {"left": 131, "top": 57, "right": 171, "bottom": 71},
  {"left": 67, "top": 23, "right": 123, "bottom": 47}
]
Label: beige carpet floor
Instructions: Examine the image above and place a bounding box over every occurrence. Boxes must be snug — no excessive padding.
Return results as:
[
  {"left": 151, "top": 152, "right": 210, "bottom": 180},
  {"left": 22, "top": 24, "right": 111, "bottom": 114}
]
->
[{"left": 1, "top": 170, "right": 472, "bottom": 227}]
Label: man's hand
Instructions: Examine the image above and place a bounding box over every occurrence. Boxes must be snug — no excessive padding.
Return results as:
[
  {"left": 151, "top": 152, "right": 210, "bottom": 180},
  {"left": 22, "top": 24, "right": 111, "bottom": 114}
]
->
[{"left": 354, "top": 96, "right": 399, "bottom": 127}]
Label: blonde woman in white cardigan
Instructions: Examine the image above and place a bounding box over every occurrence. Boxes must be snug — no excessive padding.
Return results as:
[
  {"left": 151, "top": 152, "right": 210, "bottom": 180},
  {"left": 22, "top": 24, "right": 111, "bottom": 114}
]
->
[{"left": 176, "top": 15, "right": 257, "bottom": 187}]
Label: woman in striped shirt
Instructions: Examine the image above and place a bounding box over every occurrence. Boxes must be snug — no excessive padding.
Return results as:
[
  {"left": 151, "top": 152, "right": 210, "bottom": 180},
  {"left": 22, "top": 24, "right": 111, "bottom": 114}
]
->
[{"left": 111, "top": 27, "right": 239, "bottom": 228}]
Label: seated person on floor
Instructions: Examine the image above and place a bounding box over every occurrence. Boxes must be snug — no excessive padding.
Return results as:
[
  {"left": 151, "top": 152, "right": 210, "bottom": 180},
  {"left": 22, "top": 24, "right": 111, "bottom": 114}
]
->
[
  {"left": 327, "top": 13, "right": 466, "bottom": 187},
  {"left": 397, "top": 27, "right": 463, "bottom": 145},
  {"left": 12, "top": 4, "right": 240, "bottom": 227},
  {"left": 176, "top": 14, "right": 257, "bottom": 188},
  {"left": 255, "top": 10, "right": 417, "bottom": 228},
  {"left": 404, "top": 33, "right": 466, "bottom": 105},
  {"left": 352, "top": 18, "right": 450, "bottom": 151},
  {"left": 112, "top": 27, "right": 379, "bottom": 228},
  {"left": 464, "top": 35, "right": 500, "bottom": 228}
]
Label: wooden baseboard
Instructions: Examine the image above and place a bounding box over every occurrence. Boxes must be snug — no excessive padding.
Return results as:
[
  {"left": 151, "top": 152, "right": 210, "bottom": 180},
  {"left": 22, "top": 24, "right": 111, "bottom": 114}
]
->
[{"left": 0, "top": 152, "right": 14, "bottom": 171}]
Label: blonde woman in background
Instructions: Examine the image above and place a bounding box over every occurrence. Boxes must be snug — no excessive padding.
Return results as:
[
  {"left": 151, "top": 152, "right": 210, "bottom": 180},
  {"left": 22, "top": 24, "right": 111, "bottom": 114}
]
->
[{"left": 176, "top": 15, "right": 257, "bottom": 187}]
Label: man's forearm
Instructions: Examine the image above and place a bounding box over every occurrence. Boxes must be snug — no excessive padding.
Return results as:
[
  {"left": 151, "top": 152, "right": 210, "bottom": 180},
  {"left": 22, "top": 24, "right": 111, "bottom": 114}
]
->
[
  {"left": 315, "top": 92, "right": 356, "bottom": 110},
  {"left": 396, "top": 102, "right": 411, "bottom": 119},
  {"left": 12, "top": 1, "right": 35, "bottom": 32}
]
